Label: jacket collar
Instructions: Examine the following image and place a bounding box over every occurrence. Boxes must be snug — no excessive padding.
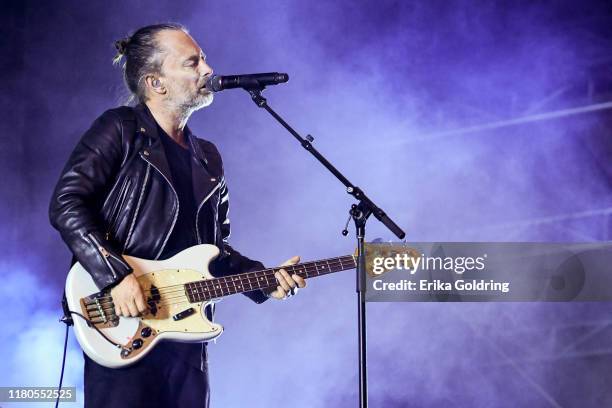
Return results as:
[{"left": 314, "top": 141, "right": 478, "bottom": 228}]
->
[
  {"left": 134, "top": 103, "right": 218, "bottom": 207},
  {"left": 134, "top": 103, "right": 208, "bottom": 167}
]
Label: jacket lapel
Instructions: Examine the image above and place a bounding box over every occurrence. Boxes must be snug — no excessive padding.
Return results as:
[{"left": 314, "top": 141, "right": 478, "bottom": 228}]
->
[
  {"left": 134, "top": 104, "right": 174, "bottom": 186},
  {"left": 186, "top": 127, "right": 219, "bottom": 206},
  {"left": 134, "top": 103, "right": 219, "bottom": 205},
  {"left": 135, "top": 104, "right": 219, "bottom": 208}
]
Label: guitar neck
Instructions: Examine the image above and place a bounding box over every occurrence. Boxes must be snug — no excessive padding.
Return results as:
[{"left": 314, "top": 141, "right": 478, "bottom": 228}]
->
[{"left": 185, "top": 255, "right": 356, "bottom": 302}]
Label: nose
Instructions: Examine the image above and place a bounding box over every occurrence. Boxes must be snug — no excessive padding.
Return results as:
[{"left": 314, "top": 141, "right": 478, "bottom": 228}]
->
[{"left": 199, "top": 58, "right": 213, "bottom": 78}]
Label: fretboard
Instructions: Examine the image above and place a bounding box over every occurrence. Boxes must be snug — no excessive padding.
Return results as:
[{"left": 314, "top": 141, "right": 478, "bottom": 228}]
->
[{"left": 185, "top": 255, "right": 356, "bottom": 302}]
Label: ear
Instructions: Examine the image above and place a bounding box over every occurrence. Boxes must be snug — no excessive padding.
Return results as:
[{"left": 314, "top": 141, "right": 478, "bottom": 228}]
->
[{"left": 144, "top": 74, "right": 166, "bottom": 95}]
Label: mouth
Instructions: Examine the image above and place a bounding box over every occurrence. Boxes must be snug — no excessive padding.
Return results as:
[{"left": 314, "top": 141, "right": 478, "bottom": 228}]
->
[{"left": 199, "top": 75, "right": 212, "bottom": 91}]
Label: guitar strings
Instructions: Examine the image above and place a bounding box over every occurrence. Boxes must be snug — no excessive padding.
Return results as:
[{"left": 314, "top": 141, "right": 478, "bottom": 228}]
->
[
  {"left": 87, "top": 265, "right": 336, "bottom": 321},
  {"left": 142, "top": 255, "right": 354, "bottom": 296},
  {"left": 87, "top": 257, "right": 355, "bottom": 305},
  {"left": 91, "top": 257, "right": 353, "bottom": 305},
  {"left": 89, "top": 259, "right": 352, "bottom": 312},
  {"left": 84, "top": 258, "right": 355, "bottom": 316},
  {"left": 86, "top": 257, "right": 353, "bottom": 322},
  {"left": 88, "top": 257, "right": 356, "bottom": 319},
  {"left": 93, "top": 255, "right": 354, "bottom": 300}
]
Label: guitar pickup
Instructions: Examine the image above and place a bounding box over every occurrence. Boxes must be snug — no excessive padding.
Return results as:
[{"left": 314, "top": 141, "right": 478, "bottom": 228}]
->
[{"left": 172, "top": 307, "right": 195, "bottom": 321}]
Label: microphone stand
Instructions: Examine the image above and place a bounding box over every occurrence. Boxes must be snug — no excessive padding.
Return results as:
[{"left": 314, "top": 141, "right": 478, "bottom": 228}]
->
[{"left": 246, "top": 86, "right": 406, "bottom": 408}]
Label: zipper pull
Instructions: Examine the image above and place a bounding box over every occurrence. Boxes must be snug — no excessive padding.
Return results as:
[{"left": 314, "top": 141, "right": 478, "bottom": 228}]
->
[{"left": 99, "top": 245, "right": 110, "bottom": 258}]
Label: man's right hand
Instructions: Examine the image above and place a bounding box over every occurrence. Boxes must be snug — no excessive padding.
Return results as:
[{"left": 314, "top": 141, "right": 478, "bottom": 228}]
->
[{"left": 110, "top": 273, "right": 148, "bottom": 317}]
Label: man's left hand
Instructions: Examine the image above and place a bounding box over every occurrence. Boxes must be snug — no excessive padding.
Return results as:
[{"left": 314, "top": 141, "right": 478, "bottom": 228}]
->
[{"left": 265, "top": 256, "right": 306, "bottom": 300}]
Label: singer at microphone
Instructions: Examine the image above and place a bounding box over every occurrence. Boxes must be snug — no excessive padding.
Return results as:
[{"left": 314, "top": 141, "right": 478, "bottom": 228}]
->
[
  {"left": 205, "top": 72, "right": 289, "bottom": 92},
  {"left": 50, "top": 23, "right": 305, "bottom": 408}
]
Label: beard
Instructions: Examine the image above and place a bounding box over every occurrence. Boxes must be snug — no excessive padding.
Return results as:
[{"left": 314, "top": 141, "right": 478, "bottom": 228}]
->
[
  {"left": 186, "top": 88, "right": 214, "bottom": 111},
  {"left": 179, "top": 88, "right": 214, "bottom": 113},
  {"left": 166, "top": 83, "right": 214, "bottom": 118}
]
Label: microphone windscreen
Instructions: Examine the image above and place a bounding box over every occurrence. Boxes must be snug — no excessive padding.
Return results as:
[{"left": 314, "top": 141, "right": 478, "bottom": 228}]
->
[{"left": 205, "top": 75, "right": 223, "bottom": 92}]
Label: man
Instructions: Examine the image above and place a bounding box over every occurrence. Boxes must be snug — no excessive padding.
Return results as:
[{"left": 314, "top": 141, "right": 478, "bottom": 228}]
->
[{"left": 49, "top": 23, "right": 305, "bottom": 408}]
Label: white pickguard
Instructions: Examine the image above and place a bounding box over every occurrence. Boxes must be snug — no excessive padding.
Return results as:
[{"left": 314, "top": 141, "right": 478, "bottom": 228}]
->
[{"left": 65, "top": 244, "right": 224, "bottom": 368}]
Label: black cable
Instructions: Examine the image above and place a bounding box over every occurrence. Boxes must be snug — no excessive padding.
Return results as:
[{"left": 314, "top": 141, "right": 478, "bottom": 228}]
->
[
  {"left": 54, "top": 323, "right": 69, "bottom": 408},
  {"left": 54, "top": 310, "right": 126, "bottom": 407},
  {"left": 68, "top": 310, "right": 123, "bottom": 348}
]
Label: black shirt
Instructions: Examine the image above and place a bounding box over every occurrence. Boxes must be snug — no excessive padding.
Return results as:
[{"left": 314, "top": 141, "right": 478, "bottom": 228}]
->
[
  {"left": 156, "top": 124, "right": 208, "bottom": 371},
  {"left": 158, "top": 126, "right": 199, "bottom": 259}
]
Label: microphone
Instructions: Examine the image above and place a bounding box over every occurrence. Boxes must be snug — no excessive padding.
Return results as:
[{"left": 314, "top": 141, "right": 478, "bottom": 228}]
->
[{"left": 205, "top": 72, "right": 289, "bottom": 92}]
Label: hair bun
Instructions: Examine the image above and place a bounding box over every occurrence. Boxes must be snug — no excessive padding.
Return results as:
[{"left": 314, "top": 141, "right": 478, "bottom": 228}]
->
[{"left": 114, "top": 37, "right": 130, "bottom": 55}]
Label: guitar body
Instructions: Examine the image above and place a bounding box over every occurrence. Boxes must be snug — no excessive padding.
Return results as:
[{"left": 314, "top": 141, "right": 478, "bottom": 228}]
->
[
  {"left": 65, "top": 243, "right": 355, "bottom": 369},
  {"left": 65, "top": 244, "right": 224, "bottom": 368}
]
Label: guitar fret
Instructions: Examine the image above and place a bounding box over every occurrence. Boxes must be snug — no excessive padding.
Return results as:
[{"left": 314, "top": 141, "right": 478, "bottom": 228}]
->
[
  {"left": 230, "top": 277, "right": 237, "bottom": 295},
  {"left": 201, "top": 281, "right": 210, "bottom": 300},
  {"left": 229, "top": 276, "right": 237, "bottom": 295},
  {"left": 219, "top": 277, "right": 226, "bottom": 296},
  {"left": 226, "top": 277, "right": 235, "bottom": 296},
  {"left": 197, "top": 281, "right": 204, "bottom": 299},
  {"left": 246, "top": 273, "right": 254, "bottom": 291},
  {"left": 212, "top": 279, "right": 220, "bottom": 298},
  {"left": 185, "top": 255, "right": 356, "bottom": 303},
  {"left": 222, "top": 277, "right": 228, "bottom": 291},
  {"left": 194, "top": 282, "right": 201, "bottom": 301},
  {"left": 259, "top": 272, "right": 268, "bottom": 288},
  {"left": 220, "top": 277, "right": 228, "bottom": 296},
  {"left": 234, "top": 275, "right": 243, "bottom": 293},
  {"left": 200, "top": 281, "right": 206, "bottom": 297},
  {"left": 264, "top": 272, "right": 270, "bottom": 287},
  {"left": 204, "top": 282, "right": 212, "bottom": 299}
]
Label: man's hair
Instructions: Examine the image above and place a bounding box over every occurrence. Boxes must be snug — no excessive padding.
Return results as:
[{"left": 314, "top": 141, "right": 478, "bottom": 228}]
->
[{"left": 113, "top": 23, "right": 186, "bottom": 104}]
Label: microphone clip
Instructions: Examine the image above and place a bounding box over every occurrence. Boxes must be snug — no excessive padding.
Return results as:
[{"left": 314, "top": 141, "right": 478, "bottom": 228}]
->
[{"left": 248, "top": 88, "right": 267, "bottom": 107}]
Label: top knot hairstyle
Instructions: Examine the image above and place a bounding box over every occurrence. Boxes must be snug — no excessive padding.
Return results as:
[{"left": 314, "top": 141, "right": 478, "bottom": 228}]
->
[
  {"left": 113, "top": 23, "right": 187, "bottom": 104},
  {"left": 114, "top": 38, "right": 130, "bottom": 57}
]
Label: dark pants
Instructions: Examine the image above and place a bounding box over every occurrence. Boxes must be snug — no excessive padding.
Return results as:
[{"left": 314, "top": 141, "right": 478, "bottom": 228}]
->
[{"left": 84, "top": 345, "right": 210, "bottom": 408}]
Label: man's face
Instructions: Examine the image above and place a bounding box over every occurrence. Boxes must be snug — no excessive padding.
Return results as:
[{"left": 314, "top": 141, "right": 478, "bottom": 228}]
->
[{"left": 156, "top": 30, "right": 214, "bottom": 112}]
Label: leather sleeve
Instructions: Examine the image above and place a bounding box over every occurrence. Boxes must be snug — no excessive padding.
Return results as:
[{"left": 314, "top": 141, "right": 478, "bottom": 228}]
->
[
  {"left": 215, "top": 172, "right": 270, "bottom": 304},
  {"left": 49, "top": 110, "right": 133, "bottom": 290}
]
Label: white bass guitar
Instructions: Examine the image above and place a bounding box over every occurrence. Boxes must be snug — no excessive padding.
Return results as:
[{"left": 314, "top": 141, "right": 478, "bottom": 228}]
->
[{"left": 65, "top": 244, "right": 356, "bottom": 368}]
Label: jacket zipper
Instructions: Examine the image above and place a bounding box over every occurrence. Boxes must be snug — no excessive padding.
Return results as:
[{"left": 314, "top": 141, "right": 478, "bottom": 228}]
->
[
  {"left": 140, "top": 153, "right": 179, "bottom": 259},
  {"left": 124, "top": 163, "right": 150, "bottom": 251},
  {"left": 105, "top": 177, "right": 132, "bottom": 241},
  {"left": 87, "top": 232, "right": 118, "bottom": 280},
  {"left": 196, "top": 183, "right": 221, "bottom": 244}
]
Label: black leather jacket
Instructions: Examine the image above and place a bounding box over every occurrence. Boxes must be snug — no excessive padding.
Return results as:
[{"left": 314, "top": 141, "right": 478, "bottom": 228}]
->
[{"left": 49, "top": 103, "right": 268, "bottom": 304}]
